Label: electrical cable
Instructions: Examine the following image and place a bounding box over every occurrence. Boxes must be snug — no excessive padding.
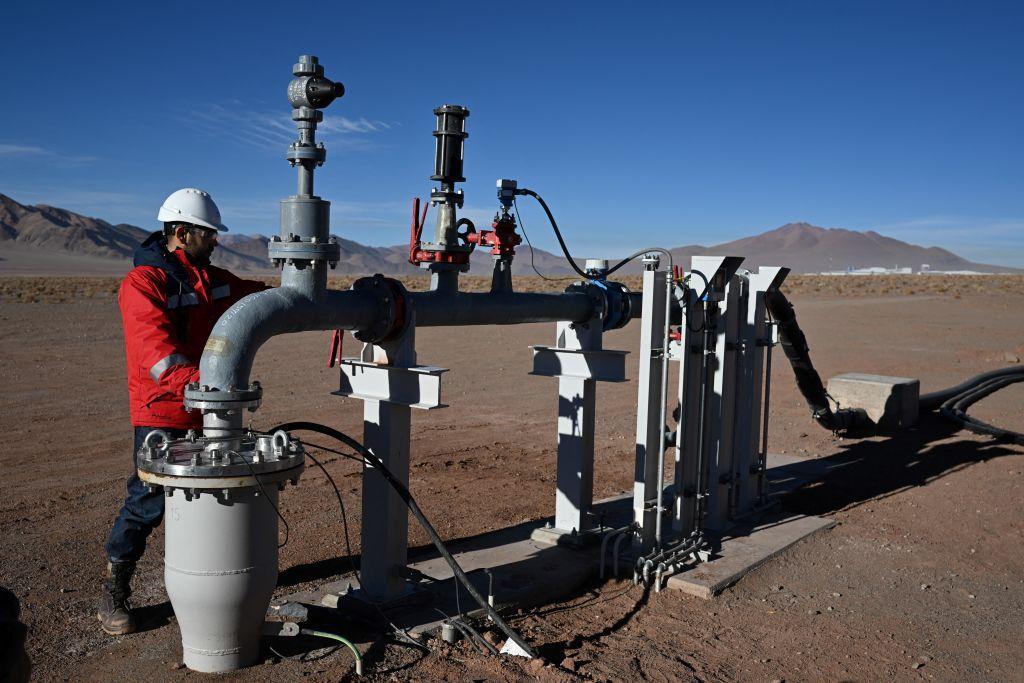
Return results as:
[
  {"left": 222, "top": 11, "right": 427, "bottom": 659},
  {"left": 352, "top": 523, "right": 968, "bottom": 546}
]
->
[
  {"left": 262, "top": 436, "right": 429, "bottom": 654},
  {"left": 268, "top": 421, "right": 540, "bottom": 660},
  {"left": 303, "top": 449, "right": 356, "bottom": 575},
  {"left": 517, "top": 189, "right": 590, "bottom": 279},
  {"left": 300, "top": 628, "right": 364, "bottom": 676},
  {"left": 238, "top": 452, "right": 290, "bottom": 548},
  {"left": 932, "top": 370, "right": 1024, "bottom": 445},
  {"left": 512, "top": 198, "right": 574, "bottom": 283},
  {"left": 605, "top": 247, "right": 674, "bottom": 277}
]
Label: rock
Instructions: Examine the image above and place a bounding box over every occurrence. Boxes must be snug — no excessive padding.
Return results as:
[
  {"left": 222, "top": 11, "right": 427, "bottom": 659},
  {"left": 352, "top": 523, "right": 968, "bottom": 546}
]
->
[
  {"left": 1003, "top": 352, "right": 1020, "bottom": 364},
  {"left": 773, "top": 585, "right": 784, "bottom": 592},
  {"left": 912, "top": 662, "right": 925, "bottom": 669},
  {"left": 920, "top": 583, "right": 930, "bottom": 591},
  {"left": 560, "top": 656, "right": 577, "bottom": 671},
  {"left": 167, "top": 662, "right": 184, "bottom": 671},
  {"left": 807, "top": 609, "right": 820, "bottom": 615},
  {"left": 832, "top": 592, "right": 841, "bottom": 597},
  {"left": 523, "top": 658, "right": 546, "bottom": 676}
]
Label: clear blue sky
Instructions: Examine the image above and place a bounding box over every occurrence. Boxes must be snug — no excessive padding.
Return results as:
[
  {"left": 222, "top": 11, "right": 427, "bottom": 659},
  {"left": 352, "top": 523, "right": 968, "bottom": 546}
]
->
[{"left": 2, "top": 1, "right": 1022, "bottom": 266}]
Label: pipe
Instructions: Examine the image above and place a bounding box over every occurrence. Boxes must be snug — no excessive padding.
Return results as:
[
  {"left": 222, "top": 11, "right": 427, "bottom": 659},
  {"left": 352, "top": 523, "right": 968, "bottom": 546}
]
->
[
  {"left": 612, "top": 530, "right": 632, "bottom": 579},
  {"left": 200, "top": 287, "right": 379, "bottom": 392},
  {"left": 600, "top": 524, "right": 635, "bottom": 579},
  {"left": 409, "top": 290, "right": 596, "bottom": 327}
]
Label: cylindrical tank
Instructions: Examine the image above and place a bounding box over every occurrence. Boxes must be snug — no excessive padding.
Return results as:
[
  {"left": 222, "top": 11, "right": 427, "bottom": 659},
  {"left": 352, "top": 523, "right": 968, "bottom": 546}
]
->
[
  {"left": 136, "top": 429, "right": 304, "bottom": 674},
  {"left": 164, "top": 486, "right": 279, "bottom": 672}
]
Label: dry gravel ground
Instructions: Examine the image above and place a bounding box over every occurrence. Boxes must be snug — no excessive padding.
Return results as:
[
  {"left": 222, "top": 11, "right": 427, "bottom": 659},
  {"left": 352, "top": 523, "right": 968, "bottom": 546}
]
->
[{"left": 0, "top": 275, "right": 1022, "bottom": 682}]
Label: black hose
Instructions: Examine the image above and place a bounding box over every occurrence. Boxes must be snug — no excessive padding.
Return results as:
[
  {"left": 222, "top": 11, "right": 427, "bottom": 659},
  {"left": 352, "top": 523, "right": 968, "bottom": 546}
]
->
[
  {"left": 764, "top": 289, "right": 869, "bottom": 431},
  {"left": 920, "top": 365, "right": 1024, "bottom": 410},
  {"left": 934, "top": 371, "right": 1024, "bottom": 445},
  {"left": 765, "top": 288, "right": 1022, "bottom": 442},
  {"left": 268, "top": 421, "right": 539, "bottom": 659}
]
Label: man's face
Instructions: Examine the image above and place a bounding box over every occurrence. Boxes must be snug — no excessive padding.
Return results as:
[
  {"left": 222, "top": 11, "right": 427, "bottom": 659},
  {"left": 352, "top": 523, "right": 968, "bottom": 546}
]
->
[{"left": 177, "top": 225, "right": 218, "bottom": 265}]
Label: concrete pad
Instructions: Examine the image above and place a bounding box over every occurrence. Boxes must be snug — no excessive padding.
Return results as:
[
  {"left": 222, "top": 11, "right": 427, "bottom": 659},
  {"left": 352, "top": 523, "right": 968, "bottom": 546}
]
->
[
  {"left": 827, "top": 372, "right": 920, "bottom": 428},
  {"left": 284, "top": 452, "right": 838, "bottom": 636},
  {"left": 666, "top": 511, "right": 836, "bottom": 599}
]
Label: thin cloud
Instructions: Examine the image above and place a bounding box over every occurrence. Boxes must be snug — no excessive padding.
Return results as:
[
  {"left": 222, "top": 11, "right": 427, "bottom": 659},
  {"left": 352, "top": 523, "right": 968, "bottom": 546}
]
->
[
  {"left": 0, "top": 144, "right": 96, "bottom": 164},
  {"left": 178, "top": 104, "right": 394, "bottom": 153}
]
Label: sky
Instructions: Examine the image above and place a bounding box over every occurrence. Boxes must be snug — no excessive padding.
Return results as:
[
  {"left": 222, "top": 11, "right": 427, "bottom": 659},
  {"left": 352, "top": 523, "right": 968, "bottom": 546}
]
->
[{"left": 2, "top": 1, "right": 1023, "bottom": 266}]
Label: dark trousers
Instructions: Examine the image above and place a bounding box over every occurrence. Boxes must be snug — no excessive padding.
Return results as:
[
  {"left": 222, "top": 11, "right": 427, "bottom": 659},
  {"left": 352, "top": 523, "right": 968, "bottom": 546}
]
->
[{"left": 104, "top": 427, "right": 185, "bottom": 564}]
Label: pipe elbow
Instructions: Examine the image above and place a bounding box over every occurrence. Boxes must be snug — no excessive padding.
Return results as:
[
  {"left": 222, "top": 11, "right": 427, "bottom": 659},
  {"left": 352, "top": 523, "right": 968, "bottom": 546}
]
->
[{"left": 199, "top": 287, "right": 380, "bottom": 391}]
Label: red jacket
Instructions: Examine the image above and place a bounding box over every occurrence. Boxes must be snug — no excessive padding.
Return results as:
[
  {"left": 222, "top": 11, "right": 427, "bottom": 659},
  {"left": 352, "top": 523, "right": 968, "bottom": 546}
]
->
[{"left": 120, "top": 233, "right": 267, "bottom": 429}]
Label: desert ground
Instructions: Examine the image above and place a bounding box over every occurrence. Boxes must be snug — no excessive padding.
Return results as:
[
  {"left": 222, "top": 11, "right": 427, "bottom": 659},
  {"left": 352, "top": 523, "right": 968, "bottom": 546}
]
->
[{"left": 1, "top": 275, "right": 1022, "bottom": 682}]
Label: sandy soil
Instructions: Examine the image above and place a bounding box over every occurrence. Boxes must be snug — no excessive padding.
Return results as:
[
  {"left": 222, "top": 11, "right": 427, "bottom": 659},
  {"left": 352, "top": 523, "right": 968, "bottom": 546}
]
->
[{"left": 0, "top": 276, "right": 1021, "bottom": 681}]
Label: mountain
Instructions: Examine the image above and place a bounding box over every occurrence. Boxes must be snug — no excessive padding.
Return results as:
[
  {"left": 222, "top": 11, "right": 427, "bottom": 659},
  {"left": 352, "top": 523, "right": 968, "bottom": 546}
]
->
[
  {"left": 0, "top": 194, "right": 148, "bottom": 259},
  {"left": 687, "top": 222, "right": 994, "bottom": 274},
  {"left": 0, "top": 193, "right": 1017, "bottom": 275}
]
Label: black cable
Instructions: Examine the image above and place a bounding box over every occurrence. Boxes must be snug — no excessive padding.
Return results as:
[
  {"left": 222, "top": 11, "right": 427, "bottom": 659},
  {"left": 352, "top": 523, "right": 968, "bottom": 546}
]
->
[
  {"left": 512, "top": 198, "right": 573, "bottom": 283},
  {"left": 303, "top": 449, "right": 356, "bottom": 575},
  {"left": 920, "top": 365, "right": 1024, "bottom": 410},
  {"left": 239, "top": 453, "right": 290, "bottom": 548},
  {"left": 936, "top": 372, "right": 1024, "bottom": 445},
  {"left": 268, "top": 421, "right": 539, "bottom": 660},
  {"left": 605, "top": 247, "right": 674, "bottom": 277},
  {"left": 260, "top": 435, "right": 429, "bottom": 653},
  {"left": 517, "top": 189, "right": 590, "bottom": 280},
  {"left": 683, "top": 269, "right": 710, "bottom": 334}
]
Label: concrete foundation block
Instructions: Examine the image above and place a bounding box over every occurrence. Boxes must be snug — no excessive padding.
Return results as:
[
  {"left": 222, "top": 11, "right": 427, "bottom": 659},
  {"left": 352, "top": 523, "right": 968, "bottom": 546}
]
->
[{"left": 826, "top": 373, "right": 920, "bottom": 429}]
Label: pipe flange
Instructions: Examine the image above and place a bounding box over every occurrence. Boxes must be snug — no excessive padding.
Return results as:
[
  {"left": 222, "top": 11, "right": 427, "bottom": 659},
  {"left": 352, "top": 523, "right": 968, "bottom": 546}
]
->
[
  {"left": 351, "top": 275, "right": 408, "bottom": 344},
  {"left": 137, "top": 430, "right": 305, "bottom": 488},
  {"left": 184, "top": 382, "right": 263, "bottom": 412},
  {"left": 567, "top": 280, "right": 632, "bottom": 331},
  {"left": 285, "top": 145, "right": 327, "bottom": 163},
  {"left": 138, "top": 464, "right": 304, "bottom": 491},
  {"left": 267, "top": 238, "right": 341, "bottom": 264}
]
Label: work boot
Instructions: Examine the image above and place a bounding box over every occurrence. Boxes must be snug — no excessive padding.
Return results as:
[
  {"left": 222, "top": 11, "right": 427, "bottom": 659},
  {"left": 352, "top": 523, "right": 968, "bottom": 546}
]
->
[{"left": 97, "top": 561, "right": 137, "bottom": 635}]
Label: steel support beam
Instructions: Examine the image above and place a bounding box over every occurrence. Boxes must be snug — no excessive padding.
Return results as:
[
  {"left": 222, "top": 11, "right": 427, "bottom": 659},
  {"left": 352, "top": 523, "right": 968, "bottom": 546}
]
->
[
  {"left": 532, "top": 320, "right": 627, "bottom": 543},
  {"left": 632, "top": 266, "right": 669, "bottom": 549}
]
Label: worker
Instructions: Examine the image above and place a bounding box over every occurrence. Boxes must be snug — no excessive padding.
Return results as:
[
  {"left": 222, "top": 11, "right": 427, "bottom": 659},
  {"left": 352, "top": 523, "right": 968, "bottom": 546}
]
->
[{"left": 98, "top": 188, "right": 267, "bottom": 635}]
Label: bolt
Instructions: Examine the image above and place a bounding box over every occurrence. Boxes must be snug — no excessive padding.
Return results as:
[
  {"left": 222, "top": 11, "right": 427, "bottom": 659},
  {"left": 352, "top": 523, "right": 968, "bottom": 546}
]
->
[{"left": 201, "top": 384, "right": 210, "bottom": 392}]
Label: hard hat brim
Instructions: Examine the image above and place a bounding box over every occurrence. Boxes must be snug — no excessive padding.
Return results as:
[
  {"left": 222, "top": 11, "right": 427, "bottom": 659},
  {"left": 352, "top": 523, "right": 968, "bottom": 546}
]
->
[{"left": 157, "top": 205, "right": 229, "bottom": 233}]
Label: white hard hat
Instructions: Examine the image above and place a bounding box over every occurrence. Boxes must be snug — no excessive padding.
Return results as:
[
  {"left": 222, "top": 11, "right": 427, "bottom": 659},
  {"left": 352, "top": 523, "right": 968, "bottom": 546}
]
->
[{"left": 157, "top": 188, "right": 229, "bottom": 233}]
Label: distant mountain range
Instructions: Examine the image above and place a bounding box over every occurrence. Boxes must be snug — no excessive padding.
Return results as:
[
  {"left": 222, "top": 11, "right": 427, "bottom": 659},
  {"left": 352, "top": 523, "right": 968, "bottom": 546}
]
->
[{"left": 0, "top": 193, "right": 1017, "bottom": 275}]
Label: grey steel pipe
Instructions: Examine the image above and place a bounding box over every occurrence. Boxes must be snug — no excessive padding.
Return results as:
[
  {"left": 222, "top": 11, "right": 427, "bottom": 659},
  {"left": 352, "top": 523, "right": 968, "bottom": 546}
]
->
[
  {"left": 410, "top": 291, "right": 597, "bottom": 327},
  {"left": 200, "top": 287, "right": 379, "bottom": 392}
]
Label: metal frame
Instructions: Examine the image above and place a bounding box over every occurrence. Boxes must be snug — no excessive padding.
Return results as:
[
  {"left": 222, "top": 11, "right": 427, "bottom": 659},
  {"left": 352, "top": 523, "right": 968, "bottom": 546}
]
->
[{"left": 531, "top": 320, "right": 628, "bottom": 543}]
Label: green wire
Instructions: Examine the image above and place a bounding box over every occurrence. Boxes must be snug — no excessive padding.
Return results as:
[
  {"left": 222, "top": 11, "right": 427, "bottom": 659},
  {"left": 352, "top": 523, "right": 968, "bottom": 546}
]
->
[{"left": 300, "top": 629, "right": 363, "bottom": 676}]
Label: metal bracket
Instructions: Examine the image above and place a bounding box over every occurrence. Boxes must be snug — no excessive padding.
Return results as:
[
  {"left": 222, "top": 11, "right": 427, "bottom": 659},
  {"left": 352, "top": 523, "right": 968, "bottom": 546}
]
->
[
  {"left": 529, "top": 346, "right": 628, "bottom": 382},
  {"left": 334, "top": 360, "right": 447, "bottom": 409}
]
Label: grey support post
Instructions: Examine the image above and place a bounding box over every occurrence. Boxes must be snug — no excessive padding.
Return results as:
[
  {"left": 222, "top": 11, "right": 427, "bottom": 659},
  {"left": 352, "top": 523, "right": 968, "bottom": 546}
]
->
[
  {"left": 632, "top": 259, "right": 670, "bottom": 550},
  {"left": 531, "top": 319, "right": 628, "bottom": 544},
  {"left": 689, "top": 256, "right": 744, "bottom": 533},
  {"left": 335, "top": 322, "right": 448, "bottom": 601},
  {"left": 734, "top": 267, "right": 789, "bottom": 512}
]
